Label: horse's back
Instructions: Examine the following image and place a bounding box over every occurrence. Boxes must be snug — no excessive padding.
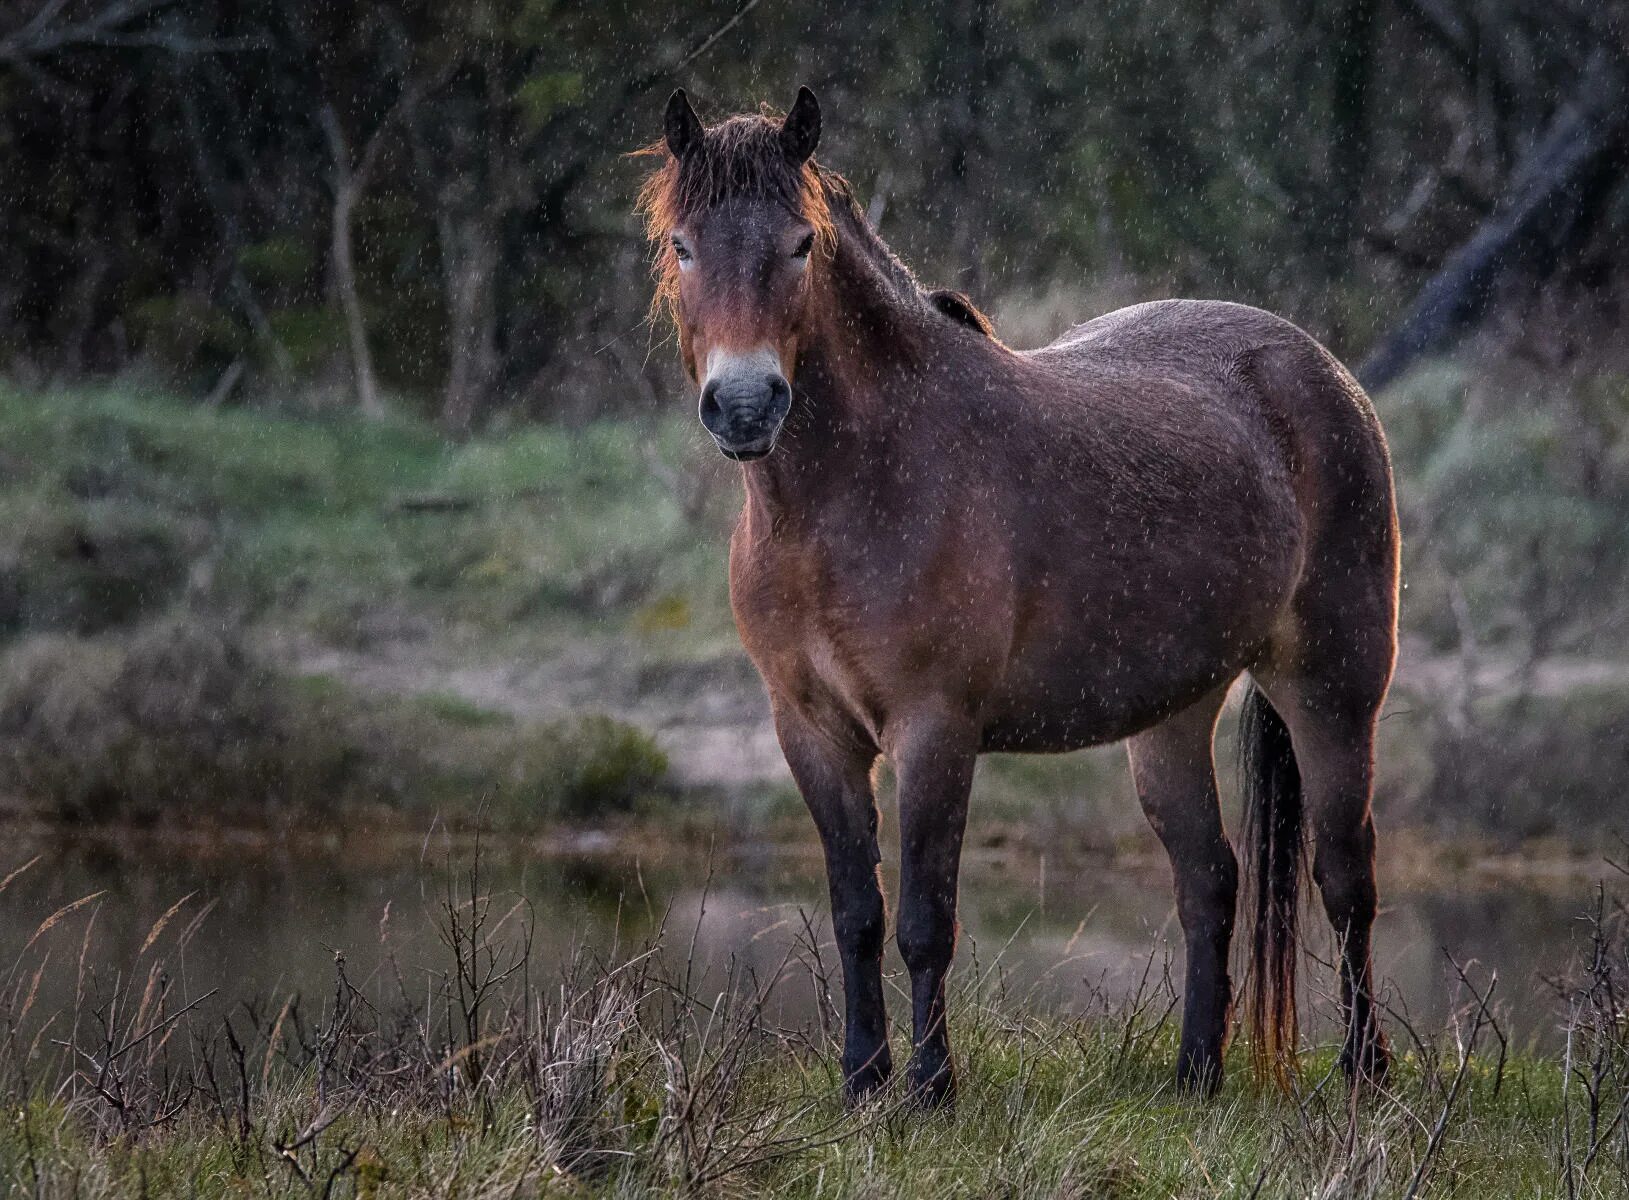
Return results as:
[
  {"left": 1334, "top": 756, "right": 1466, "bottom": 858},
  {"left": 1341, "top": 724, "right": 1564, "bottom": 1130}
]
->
[
  {"left": 1041, "top": 296, "right": 1303, "bottom": 351},
  {"left": 975, "top": 297, "right": 1398, "bottom": 746},
  {"left": 1031, "top": 298, "right": 1394, "bottom": 548},
  {"left": 1036, "top": 299, "right": 1345, "bottom": 405}
]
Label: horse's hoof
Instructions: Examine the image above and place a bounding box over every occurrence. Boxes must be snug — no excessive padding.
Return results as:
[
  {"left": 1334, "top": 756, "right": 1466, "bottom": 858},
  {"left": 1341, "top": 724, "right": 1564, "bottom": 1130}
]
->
[
  {"left": 842, "top": 1048, "right": 893, "bottom": 1107},
  {"left": 907, "top": 1058, "right": 957, "bottom": 1110},
  {"left": 1175, "top": 1053, "right": 1224, "bottom": 1097},
  {"left": 1341, "top": 1030, "right": 1391, "bottom": 1087}
]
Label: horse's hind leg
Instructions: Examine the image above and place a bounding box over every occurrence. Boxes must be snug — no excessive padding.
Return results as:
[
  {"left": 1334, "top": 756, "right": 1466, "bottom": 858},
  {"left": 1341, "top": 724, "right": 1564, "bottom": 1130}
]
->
[
  {"left": 1255, "top": 667, "right": 1391, "bottom": 1083},
  {"left": 1128, "top": 685, "right": 1238, "bottom": 1094},
  {"left": 1249, "top": 346, "right": 1397, "bottom": 1083}
]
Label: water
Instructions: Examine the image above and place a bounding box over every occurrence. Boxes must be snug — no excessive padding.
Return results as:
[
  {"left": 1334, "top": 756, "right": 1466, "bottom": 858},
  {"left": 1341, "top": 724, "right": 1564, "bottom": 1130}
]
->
[{"left": 1, "top": 832, "right": 1605, "bottom": 1054}]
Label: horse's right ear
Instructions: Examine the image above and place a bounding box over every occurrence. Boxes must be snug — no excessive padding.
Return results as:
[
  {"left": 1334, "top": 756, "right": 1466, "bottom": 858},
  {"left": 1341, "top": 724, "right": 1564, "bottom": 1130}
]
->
[{"left": 665, "top": 89, "right": 703, "bottom": 161}]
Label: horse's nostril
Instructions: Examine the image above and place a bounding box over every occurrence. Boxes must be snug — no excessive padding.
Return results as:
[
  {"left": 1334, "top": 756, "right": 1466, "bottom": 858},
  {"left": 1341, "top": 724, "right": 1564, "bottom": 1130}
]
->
[
  {"left": 699, "top": 380, "right": 723, "bottom": 422},
  {"left": 699, "top": 367, "right": 791, "bottom": 448}
]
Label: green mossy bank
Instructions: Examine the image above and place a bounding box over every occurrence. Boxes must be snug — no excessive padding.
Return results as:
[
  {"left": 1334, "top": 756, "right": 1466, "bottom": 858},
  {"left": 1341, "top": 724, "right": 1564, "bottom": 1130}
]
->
[{"left": 2, "top": 378, "right": 1628, "bottom": 844}]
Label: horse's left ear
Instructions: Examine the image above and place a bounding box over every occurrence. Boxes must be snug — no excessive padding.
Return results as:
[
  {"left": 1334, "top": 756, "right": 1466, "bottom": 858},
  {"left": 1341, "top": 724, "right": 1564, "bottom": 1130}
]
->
[{"left": 780, "top": 86, "right": 821, "bottom": 164}]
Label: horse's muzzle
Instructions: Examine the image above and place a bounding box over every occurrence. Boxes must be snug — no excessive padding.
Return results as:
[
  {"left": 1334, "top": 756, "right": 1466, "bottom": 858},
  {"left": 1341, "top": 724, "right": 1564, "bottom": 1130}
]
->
[{"left": 699, "top": 371, "right": 792, "bottom": 461}]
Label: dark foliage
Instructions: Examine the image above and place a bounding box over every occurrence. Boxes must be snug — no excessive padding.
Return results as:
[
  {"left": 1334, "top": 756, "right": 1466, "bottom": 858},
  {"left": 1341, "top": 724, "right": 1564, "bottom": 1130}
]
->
[{"left": 1, "top": 1, "right": 1623, "bottom": 424}]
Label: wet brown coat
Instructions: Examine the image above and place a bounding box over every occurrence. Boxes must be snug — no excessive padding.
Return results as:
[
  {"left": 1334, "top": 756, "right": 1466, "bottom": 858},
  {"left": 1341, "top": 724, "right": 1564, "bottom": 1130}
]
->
[{"left": 642, "top": 95, "right": 1398, "bottom": 1104}]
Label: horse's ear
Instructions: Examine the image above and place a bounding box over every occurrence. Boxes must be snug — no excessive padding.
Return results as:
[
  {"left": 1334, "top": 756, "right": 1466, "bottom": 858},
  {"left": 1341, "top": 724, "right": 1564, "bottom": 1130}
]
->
[
  {"left": 664, "top": 89, "right": 703, "bottom": 161},
  {"left": 928, "top": 289, "right": 996, "bottom": 337},
  {"left": 780, "top": 86, "right": 821, "bottom": 164}
]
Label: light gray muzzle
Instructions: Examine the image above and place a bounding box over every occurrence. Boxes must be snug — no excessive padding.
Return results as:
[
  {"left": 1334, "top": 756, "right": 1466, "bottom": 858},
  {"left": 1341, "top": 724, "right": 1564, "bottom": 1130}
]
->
[{"left": 698, "top": 348, "right": 792, "bottom": 460}]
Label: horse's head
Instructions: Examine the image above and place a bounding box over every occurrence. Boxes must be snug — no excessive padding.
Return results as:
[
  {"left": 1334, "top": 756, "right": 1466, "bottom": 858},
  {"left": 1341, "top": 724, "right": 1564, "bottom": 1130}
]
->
[{"left": 639, "top": 88, "right": 832, "bottom": 461}]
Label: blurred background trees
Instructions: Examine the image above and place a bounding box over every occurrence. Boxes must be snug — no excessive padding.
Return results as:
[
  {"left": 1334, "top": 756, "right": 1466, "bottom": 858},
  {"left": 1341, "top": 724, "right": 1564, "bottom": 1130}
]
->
[{"left": 1, "top": 0, "right": 1623, "bottom": 425}]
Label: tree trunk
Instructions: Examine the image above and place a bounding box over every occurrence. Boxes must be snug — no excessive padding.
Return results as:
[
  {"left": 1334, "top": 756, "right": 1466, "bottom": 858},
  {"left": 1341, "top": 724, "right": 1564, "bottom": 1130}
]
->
[
  {"left": 438, "top": 211, "right": 499, "bottom": 436},
  {"left": 1322, "top": 0, "right": 1377, "bottom": 274},
  {"left": 329, "top": 178, "right": 382, "bottom": 417},
  {"left": 1358, "top": 48, "right": 1628, "bottom": 393},
  {"left": 319, "top": 102, "right": 386, "bottom": 418}
]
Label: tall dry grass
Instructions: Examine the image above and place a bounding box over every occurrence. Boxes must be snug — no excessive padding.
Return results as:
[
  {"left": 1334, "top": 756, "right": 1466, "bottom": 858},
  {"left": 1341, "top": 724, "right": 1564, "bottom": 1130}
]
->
[{"left": 2, "top": 843, "right": 1628, "bottom": 1197}]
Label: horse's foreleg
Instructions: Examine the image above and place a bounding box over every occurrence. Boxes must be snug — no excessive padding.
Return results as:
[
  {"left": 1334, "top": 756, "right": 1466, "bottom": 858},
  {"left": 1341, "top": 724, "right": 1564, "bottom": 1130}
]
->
[
  {"left": 891, "top": 713, "right": 977, "bottom": 1108},
  {"left": 1127, "top": 687, "right": 1236, "bottom": 1094},
  {"left": 774, "top": 707, "right": 892, "bottom": 1102}
]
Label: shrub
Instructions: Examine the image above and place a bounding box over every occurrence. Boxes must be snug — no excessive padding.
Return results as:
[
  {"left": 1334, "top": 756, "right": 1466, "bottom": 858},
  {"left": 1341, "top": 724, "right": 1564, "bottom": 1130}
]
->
[
  {"left": 0, "top": 499, "right": 205, "bottom": 634},
  {"left": 515, "top": 713, "right": 672, "bottom": 821},
  {"left": 0, "top": 621, "right": 352, "bottom": 822},
  {"left": 0, "top": 621, "right": 674, "bottom": 827},
  {"left": 1379, "top": 362, "right": 1629, "bottom": 656},
  {"left": 1376, "top": 680, "right": 1629, "bottom": 842}
]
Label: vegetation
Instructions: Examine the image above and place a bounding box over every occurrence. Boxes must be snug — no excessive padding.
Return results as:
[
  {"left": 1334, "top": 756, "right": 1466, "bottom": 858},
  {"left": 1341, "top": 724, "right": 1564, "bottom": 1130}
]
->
[
  {"left": 1386, "top": 362, "right": 1629, "bottom": 661},
  {"left": 0, "top": 620, "right": 672, "bottom": 827},
  {"left": 1, "top": 4, "right": 1626, "bottom": 846},
  {"left": 3, "top": 847, "right": 1627, "bottom": 1198},
  {"left": 1, "top": 1, "right": 1622, "bottom": 425},
  {"left": 2, "top": 376, "right": 1629, "bottom": 841},
  {"left": 0, "top": 385, "right": 737, "bottom": 646},
  {"left": 2, "top": 5, "right": 1625, "bottom": 1190},
  {"left": 1373, "top": 359, "right": 1629, "bottom": 840}
]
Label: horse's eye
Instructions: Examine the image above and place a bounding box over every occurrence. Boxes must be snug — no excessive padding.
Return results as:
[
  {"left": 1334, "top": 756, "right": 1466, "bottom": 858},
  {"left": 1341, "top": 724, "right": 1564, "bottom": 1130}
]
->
[
  {"left": 671, "top": 237, "right": 692, "bottom": 264},
  {"left": 791, "top": 233, "right": 815, "bottom": 260}
]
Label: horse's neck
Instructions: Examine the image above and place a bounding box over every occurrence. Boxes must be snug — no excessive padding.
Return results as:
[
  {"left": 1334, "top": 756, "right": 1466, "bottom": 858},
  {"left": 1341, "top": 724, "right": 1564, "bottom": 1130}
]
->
[{"left": 741, "top": 232, "right": 937, "bottom": 524}]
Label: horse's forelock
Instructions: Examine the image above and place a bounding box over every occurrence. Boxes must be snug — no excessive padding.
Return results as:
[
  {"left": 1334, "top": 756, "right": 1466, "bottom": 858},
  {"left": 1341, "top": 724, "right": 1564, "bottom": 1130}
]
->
[{"left": 636, "top": 113, "right": 835, "bottom": 326}]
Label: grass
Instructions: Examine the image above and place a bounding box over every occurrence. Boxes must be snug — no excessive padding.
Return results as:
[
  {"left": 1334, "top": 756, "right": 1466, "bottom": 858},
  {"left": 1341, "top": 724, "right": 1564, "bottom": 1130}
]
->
[
  {"left": 1, "top": 845, "right": 1620, "bottom": 1199},
  {"left": 3, "top": 1022, "right": 1574, "bottom": 1197},
  {"left": 0, "top": 383, "right": 739, "bottom": 649},
  {"left": 0, "top": 385, "right": 737, "bottom": 829}
]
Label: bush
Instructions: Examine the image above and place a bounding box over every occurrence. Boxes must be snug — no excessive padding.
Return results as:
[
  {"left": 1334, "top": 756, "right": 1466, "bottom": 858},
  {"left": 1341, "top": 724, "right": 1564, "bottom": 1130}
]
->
[
  {"left": 0, "top": 621, "right": 674, "bottom": 827},
  {"left": 1376, "top": 680, "right": 1629, "bottom": 842},
  {"left": 0, "top": 499, "right": 205, "bottom": 634},
  {"left": 516, "top": 713, "right": 672, "bottom": 821},
  {"left": 1379, "top": 362, "right": 1629, "bottom": 655},
  {"left": 0, "top": 621, "right": 351, "bottom": 821}
]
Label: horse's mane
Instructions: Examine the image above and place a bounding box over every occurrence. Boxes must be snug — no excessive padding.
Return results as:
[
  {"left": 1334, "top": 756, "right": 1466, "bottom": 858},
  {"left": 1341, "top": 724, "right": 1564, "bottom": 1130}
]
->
[
  {"left": 635, "top": 109, "right": 994, "bottom": 339},
  {"left": 818, "top": 173, "right": 927, "bottom": 301}
]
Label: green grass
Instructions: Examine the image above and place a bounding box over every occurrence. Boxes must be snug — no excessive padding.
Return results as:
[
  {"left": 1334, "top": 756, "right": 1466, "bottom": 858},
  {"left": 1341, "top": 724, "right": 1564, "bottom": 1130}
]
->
[
  {"left": 0, "top": 384, "right": 738, "bottom": 648},
  {"left": 0, "top": 997, "right": 1585, "bottom": 1197}
]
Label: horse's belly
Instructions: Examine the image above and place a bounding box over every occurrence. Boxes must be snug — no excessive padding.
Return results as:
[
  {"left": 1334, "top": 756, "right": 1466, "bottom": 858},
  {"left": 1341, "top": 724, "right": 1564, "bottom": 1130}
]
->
[
  {"left": 978, "top": 582, "right": 1279, "bottom": 752},
  {"left": 979, "top": 655, "right": 1243, "bottom": 752}
]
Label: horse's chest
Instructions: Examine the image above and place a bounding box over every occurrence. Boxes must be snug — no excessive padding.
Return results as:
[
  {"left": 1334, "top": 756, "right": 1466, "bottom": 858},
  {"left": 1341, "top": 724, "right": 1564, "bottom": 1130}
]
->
[
  {"left": 731, "top": 542, "right": 899, "bottom": 742},
  {"left": 760, "top": 607, "right": 883, "bottom": 737},
  {"left": 799, "top": 622, "right": 878, "bottom": 725}
]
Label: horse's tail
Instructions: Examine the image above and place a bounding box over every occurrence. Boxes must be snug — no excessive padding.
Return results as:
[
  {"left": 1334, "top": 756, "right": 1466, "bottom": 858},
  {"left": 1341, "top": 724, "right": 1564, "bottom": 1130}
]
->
[{"left": 1238, "top": 681, "right": 1303, "bottom": 1086}]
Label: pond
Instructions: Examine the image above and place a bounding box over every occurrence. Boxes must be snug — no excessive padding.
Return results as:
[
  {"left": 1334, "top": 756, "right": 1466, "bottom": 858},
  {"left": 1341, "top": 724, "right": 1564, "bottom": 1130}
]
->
[{"left": 0, "top": 830, "right": 1609, "bottom": 1058}]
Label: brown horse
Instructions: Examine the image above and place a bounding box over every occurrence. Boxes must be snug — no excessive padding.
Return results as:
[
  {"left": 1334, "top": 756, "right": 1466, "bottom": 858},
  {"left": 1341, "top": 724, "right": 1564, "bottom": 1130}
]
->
[{"left": 639, "top": 87, "right": 1398, "bottom": 1106}]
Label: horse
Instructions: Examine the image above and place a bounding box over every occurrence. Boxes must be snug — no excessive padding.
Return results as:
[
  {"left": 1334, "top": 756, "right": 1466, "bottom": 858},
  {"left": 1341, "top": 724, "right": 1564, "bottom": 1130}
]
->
[{"left": 637, "top": 86, "right": 1399, "bottom": 1107}]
